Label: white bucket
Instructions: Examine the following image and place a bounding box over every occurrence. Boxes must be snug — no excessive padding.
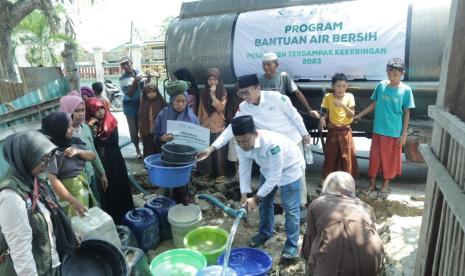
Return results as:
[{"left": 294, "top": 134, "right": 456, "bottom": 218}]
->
[{"left": 168, "top": 204, "right": 203, "bottom": 248}]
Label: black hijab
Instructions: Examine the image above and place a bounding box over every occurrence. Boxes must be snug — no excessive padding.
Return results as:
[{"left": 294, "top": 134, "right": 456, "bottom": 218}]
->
[
  {"left": 2, "top": 130, "right": 56, "bottom": 189},
  {"left": 41, "top": 112, "right": 84, "bottom": 150}
]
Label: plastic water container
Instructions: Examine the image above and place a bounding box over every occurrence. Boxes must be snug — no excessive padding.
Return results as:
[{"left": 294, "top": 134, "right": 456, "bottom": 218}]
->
[
  {"left": 168, "top": 204, "right": 203, "bottom": 248},
  {"left": 122, "top": 246, "right": 150, "bottom": 276},
  {"left": 122, "top": 208, "right": 160, "bottom": 251},
  {"left": 71, "top": 207, "right": 121, "bottom": 248},
  {"left": 116, "top": 225, "right": 139, "bottom": 248},
  {"left": 150, "top": 248, "right": 207, "bottom": 276},
  {"left": 196, "top": 265, "right": 237, "bottom": 276},
  {"left": 144, "top": 154, "right": 194, "bottom": 188},
  {"left": 217, "top": 248, "right": 272, "bottom": 276},
  {"left": 145, "top": 196, "right": 176, "bottom": 241}
]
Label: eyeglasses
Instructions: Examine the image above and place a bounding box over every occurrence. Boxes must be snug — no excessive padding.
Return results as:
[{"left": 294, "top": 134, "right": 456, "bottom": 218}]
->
[{"left": 236, "top": 88, "right": 252, "bottom": 99}]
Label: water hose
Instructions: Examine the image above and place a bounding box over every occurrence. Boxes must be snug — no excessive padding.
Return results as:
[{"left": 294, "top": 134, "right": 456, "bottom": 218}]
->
[
  {"left": 196, "top": 194, "right": 247, "bottom": 219},
  {"left": 120, "top": 140, "right": 151, "bottom": 195},
  {"left": 128, "top": 173, "right": 150, "bottom": 195}
]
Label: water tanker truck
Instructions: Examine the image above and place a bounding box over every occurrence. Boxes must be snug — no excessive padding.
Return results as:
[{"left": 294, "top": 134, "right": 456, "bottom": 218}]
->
[{"left": 165, "top": 0, "right": 451, "bottom": 157}]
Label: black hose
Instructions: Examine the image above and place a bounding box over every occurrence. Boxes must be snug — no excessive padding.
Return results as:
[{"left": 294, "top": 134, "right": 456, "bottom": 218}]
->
[{"left": 119, "top": 139, "right": 151, "bottom": 195}]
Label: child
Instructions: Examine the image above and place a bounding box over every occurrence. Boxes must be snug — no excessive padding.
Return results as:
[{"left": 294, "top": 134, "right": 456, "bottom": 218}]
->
[
  {"left": 139, "top": 83, "right": 167, "bottom": 157},
  {"left": 85, "top": 98, "right": 134, "bottom": 223},
  {"left": 197, "top": 68, "right": 228, "bottom": 183},
  {"left": 354, "top": 58, "right": 415, "bottom": 199},
  {"left": 320, "top": 73, "right": 358, "bottom": 179},
  {"left": 42, "top": 112, "right": 97, "bottom": 217},
  {"left": 92, "top": 82, "right": 111, "bottom": 111}
]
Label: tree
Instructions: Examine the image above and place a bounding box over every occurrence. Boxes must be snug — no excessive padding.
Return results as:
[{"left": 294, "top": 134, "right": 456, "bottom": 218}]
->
[
  {"left": 13, "top": 7, "right": 75, "bottom": 66},
  {"left": 0, "top": 0, "right": 75, "bottom": 81},
  {"left": 161, "top": 16, "right": 176, "bottom": 35}
]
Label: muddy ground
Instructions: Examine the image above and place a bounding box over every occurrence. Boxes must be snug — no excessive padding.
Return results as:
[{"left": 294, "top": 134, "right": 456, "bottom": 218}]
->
[{"left": 127, "top": 157, "right": 426, "bottom": 276}]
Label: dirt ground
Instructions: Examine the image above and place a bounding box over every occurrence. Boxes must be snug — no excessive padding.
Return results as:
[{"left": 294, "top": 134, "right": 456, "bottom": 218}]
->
[
  {"left": 127, "top": 157, "right": 426, "bottom": 276},
  {"left": 115, "top": 109, "right": 427, "bottom": 275}
]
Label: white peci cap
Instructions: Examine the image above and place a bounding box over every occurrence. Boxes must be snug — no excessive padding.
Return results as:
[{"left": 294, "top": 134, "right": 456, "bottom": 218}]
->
[{"left": 262, "top": 52, "right": 278, "bottom": 62}]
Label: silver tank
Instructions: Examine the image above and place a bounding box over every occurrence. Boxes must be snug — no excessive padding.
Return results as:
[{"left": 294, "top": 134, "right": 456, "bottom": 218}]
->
[{"left": 166, "top": 0, "right": 451, "bottom": 84}]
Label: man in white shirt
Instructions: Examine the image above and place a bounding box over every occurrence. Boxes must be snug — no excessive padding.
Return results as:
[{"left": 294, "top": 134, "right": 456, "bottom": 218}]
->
[
  {"left": 258, "top": 52, "right": 320, "bottom": 120},
  {"left": 197, "top": 74, "right": 312, "bottom": 221},
  {"left": 231, "top": 115, "right": 304, "bottom": 259}
]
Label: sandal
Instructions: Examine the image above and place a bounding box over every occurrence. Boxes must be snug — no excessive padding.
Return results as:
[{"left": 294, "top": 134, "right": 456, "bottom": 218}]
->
[
  {"left": 378, "top": 189, "right": 391, "bottom": 199},
  {"left": 281, "top": 251, "right": 298, "bottom": 260},
  {"left": 361, "top": 187, "right": 378, "bottom": 197},
  {"left": 200, "top": 175, "right": 210, "bottom": 181},
  {"left": 249, "top": 234, "right": 270, "bottom": 248},
  {"left": 214, "top": 176, "right": 225, "bottom": 183}
]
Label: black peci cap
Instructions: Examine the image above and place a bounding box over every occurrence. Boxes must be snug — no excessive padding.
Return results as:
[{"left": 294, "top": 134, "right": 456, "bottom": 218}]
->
[
  {"left": 231, "top": 115, "right": 256, "bottom": 136},
  {"left": 237, "top": 74, "right": 259, "bottom": 89}
]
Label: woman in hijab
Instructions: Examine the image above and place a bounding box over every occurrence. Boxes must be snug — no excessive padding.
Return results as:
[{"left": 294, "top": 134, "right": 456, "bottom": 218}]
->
[
  {"left": 173, "top": 68, "right": 200, "bottom": 115},
  {"left": 153, "top": 80, "right": 199, "bottom": 203},
  {"left": 60, "top": 92, "right": 108, "bottom": 206},
  {"left": 80, "top": 86, "right": 95, "bottom": 101},
  {"left": 138, "top": 83, "right": 167, "bottom": 157},
  {"left": 302, "top": 171, "right": 384, "bottom": 276},
  {"left": 42, "top": 112, "right": 97, "bottom": 217},
  {"left": 85, "top": 97, "right": 134, "bottom": 224},
  {"left": 0, "top": 131, "right": 78, "bottom": 275},
  {"left": 197, "top": 68, "right": 228, "bottom": 183},
  {"left": 153, "top": 80, "right": 200, "bottom": 146}
]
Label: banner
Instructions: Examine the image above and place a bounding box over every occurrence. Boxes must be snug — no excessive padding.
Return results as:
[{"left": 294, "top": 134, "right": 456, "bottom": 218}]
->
[
  {"left": 233, "top": 0, "right": 408, "bottom": 80},
  {"left": 166, "top": 120, "right": 211, "bottom": 151}
]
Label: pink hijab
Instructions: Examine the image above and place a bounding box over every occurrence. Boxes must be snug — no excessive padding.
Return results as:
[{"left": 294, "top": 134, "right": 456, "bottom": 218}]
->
[{"left": 60, "top": 91, "right": 84, "bottom": 113}]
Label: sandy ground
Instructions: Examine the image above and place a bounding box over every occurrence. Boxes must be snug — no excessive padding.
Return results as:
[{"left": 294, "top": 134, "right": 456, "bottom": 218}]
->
[{"left": 115, "top": 111, "right": 426, "bottom": 275}]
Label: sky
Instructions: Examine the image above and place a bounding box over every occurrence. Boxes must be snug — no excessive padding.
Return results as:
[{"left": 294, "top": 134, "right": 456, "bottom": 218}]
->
[{"left": 64, "top": 0, "right": 185, "bottom": 51}]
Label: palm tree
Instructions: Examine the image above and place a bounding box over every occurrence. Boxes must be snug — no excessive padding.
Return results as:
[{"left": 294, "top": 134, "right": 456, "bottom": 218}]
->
[{"left": 13, "top": 7, "right": 75, "bottom": 67}]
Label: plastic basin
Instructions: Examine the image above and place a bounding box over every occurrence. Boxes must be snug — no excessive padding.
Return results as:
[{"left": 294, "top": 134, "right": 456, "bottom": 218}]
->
[
  {"left": 62, "top": 239, "right": 127, "bottom": 276},
  {"left": 184, "top": 226, "right": 229, "bottom": 265},
  {"left": 217, "top": 248, "right": 272, "bottom": 276},
  {"left": 196, "top": 265, "right": 237, "bottom": 276},
  {"left": 162, "top": 144, "right": 196, "bottom": 164},
  {"left": 150, "top": 249, "right": 207, "bottom": 276},
  {"left": 144, "top": 154, "right": 193, "bottom": 188}
]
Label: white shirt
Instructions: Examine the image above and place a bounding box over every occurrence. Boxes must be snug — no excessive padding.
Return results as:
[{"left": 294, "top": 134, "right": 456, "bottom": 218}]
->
[
  {"left": 212, "top": 90, "right": 309, "bottom": 149},
  {"left": 237, "top": 130, "right": 305, "bottom": 197},
  {"left": 0, "top": 189, "right": 60, "bottom": 276}
]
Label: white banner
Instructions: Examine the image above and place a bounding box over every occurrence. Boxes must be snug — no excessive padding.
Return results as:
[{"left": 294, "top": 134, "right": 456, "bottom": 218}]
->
[
  {"left": 166, "top": 120, "right": 210, "bottom": 151},
  {"left": 233, "top": 0, "right": 408, "bottom": 80}
]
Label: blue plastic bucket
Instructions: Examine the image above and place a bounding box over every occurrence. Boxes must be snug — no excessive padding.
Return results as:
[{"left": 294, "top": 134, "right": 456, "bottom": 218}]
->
[
  {"left": 145, "top": 196, "right": 176, "bottom": 241},
  {"left": 217, "top": 248, "right": 272, "bottom": 276},
  {"left": 122, "top": 208, "right": 160, "bottom": 251},
  {"left": 144, "top": 154, "right": 194, "bottom": 188}
]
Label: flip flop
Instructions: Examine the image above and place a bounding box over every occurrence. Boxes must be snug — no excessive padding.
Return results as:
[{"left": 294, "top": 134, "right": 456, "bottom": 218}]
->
[
  {"left": 214, "top": 176, "right": 225, "bottom": 183},
  {"left": 361, "top": 187, "right": 378, "bottom": 197},
  {"left": 281, "top": 251, "right": 299, "bottom": 260},
  {"left": 378, "top": 189, "right": 391, "bottom": 199}
]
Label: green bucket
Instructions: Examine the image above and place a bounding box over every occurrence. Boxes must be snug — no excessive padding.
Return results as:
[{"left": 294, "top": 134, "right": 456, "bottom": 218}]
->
[
  {"left": 184, "top": 226, "right": 229, "bottom": 264},
  {"left": 150, "top": 249, "right": 207, "bottom": 276}
]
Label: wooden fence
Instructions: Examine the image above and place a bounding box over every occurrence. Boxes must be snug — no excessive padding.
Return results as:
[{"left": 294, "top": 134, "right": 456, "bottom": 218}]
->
[
  {"left": 414, "top": 0, "right": 465, "bottom": 274},
  {"left": 415, "top": 106, "right": 465, "bottom": 275}
]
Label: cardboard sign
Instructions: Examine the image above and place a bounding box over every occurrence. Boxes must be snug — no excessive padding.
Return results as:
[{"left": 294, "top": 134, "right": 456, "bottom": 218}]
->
[{"left": 166, "top": 120, "right": 211, "bottom": 151}]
